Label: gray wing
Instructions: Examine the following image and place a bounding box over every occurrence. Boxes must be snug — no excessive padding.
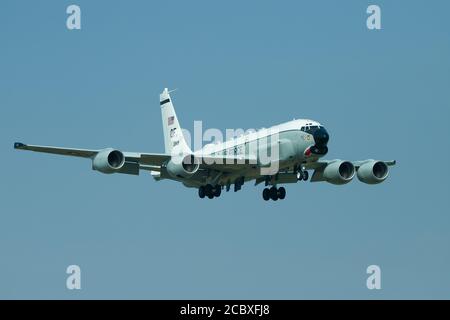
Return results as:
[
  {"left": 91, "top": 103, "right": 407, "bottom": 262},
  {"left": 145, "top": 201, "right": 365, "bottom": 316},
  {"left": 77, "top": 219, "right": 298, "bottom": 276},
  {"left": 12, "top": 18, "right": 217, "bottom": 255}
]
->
[
  {"left": 304, "top": 159, "right": 397, "bottom": 170},
  {"left": 14, "top": 142, "right": 171, "bottom": 173},
  {"left": 304, "top": 159, "right": 396, "bottom": 182},
  {"left": 14, "top": 142, "right": 97, "bottom": 158},
  {"left": 352, "top": 160, "right": 396, "bottom": 168}
]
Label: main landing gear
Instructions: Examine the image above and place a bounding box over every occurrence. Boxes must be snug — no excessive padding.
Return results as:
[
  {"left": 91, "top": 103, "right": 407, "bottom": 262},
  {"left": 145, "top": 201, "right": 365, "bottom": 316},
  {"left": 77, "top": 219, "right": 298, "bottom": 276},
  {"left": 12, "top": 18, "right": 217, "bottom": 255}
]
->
[
  {"left": 262, "top": 186, "right": 286, "bottom": 201},
  {"left": 198, "top": 184, "right": 221, "bottom": 199},
  {"left": 261, "top": 169, "right": 309, "bottom": 201}
]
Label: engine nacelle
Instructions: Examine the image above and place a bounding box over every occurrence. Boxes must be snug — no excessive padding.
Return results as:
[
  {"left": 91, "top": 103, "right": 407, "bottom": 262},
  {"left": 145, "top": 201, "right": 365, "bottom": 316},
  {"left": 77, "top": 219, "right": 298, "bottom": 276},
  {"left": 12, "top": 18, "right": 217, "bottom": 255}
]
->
[
  {"left": 357, "top": 160, "right": 389, "bottom": 184},
  {"left": 92, "top": 149, "right": 125, "bottom": 174},
  {"left": 166, "top": 154, "right": 200, "bottom": 179},
  {"left": 323, "top": 160, "right": 355, "bottom": 185}
]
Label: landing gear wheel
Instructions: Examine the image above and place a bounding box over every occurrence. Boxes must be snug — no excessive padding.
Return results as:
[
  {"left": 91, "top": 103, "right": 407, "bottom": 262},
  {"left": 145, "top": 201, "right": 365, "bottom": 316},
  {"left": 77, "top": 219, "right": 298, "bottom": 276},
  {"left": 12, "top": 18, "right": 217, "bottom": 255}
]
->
[
  {"left": 198, "top": 186, "right": 206, "bottom": 199},
  {"left": 278, "top": 187, "right": 286, "bottom": 200},
  {"left": 213, "top": 185, "right": 221, "bottom": 197},
  {"left": 302, "top": 170, "right": 309, "bottom": 181},
  {"left": 262, "top": 188, "right": 270, "bottom": 201},
  {"left": 205, "top": 184, "right": 214, "bottom": 199},
  {"left": 269, "top": 186, "right": 278, "bottom": 201}
]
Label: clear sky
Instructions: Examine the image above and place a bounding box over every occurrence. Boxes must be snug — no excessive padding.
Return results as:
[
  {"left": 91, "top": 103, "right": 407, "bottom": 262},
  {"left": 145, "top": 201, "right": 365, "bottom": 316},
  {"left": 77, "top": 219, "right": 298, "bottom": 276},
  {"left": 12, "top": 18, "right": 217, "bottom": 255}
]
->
[{"left": 1, "top": 0, "right": 449, "bottom": 299}]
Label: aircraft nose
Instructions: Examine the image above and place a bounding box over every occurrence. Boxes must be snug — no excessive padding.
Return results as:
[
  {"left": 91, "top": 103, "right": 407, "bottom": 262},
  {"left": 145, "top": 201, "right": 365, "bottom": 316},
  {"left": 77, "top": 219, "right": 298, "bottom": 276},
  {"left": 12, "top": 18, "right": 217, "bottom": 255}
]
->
[{"left": 313, "top": 127, "right": 329, "bottom": 147}]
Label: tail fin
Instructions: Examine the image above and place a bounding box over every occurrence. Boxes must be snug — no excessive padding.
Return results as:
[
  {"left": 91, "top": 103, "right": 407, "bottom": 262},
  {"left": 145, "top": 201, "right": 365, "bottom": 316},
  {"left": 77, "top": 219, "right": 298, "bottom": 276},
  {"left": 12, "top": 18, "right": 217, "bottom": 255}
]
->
[{"left": 160, "top": 88, "right": 191, "bottom": 155}]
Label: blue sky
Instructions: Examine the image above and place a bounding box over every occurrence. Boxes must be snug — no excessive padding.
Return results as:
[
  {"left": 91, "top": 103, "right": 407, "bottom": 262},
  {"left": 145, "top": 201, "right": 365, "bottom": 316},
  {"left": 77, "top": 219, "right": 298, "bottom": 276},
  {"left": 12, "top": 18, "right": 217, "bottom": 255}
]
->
[{"left": 1, "top": 0, "right": 449, "bottom": 299}]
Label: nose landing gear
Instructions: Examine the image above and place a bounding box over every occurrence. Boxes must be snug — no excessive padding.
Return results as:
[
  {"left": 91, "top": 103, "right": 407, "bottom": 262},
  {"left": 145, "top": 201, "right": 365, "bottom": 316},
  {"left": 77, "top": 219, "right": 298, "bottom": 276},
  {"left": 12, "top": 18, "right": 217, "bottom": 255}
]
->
[
  {"left": 262, "top": 186, "right": 286, "bottom": 201},
  {"left": 293, "top": 164, "right": 309, "bottom": 182},
  {"left": 296, "top": 170, "right": 309, "bottom": 181}
]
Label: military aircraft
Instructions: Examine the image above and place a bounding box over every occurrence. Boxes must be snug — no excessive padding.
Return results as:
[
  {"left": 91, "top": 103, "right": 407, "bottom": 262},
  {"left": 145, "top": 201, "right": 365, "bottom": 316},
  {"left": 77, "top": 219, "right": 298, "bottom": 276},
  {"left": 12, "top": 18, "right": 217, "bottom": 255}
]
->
[{"left": 14, "top": 88, "right": 396, "bottom": 201}]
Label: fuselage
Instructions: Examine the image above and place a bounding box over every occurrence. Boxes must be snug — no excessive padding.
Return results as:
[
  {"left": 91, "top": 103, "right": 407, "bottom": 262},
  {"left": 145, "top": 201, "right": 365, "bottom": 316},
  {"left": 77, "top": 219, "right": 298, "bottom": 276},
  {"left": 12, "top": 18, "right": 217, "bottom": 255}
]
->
[
  {"left": 178, "top": 119, "right": 330, "bottom": 187},
  {"left": 201, "top": 119, "right": 328, "bottom": 163}
]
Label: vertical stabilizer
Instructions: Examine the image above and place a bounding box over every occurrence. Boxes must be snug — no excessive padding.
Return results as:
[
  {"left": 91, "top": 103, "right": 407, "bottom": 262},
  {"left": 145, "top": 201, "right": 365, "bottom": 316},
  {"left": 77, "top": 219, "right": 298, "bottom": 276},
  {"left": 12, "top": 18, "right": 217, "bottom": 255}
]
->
[{"left": 160, "top": 88, "right": 191, "bottom": 155}]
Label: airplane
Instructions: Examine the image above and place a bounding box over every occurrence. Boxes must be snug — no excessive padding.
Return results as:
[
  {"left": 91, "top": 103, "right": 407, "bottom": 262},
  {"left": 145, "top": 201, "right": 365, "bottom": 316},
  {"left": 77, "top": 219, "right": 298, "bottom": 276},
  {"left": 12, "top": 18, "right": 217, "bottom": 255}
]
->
[{"left": 14, "top": 88, "right": 396, "bottom": 201}]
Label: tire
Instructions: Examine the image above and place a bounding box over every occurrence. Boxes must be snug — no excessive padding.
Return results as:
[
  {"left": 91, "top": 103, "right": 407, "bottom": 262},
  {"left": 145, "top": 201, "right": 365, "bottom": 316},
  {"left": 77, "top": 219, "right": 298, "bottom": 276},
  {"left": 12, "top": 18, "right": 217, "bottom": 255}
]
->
[
  {"left": 214, "top": 185, "right": 221, "bottom": 197},
  {"left": 278, "top": 187, "right": 286, "bottom": 200},
  {"left": 205, "top": 184, "right": 213, "bottom": 197},
  {"left": 270, "top": 186, "right": 278, "bottom": 201},
  {"left": 302, "top": 170, "right": 309, "bottom": 181},
  {"left": 198, "top": 186, "right": 206, "bottom": 199},
  {"left": 262, "top": 188, "right": 270, "bottom": 201},
  {"left": 207, "top": 193, "right": 214, "bottom": 199}
]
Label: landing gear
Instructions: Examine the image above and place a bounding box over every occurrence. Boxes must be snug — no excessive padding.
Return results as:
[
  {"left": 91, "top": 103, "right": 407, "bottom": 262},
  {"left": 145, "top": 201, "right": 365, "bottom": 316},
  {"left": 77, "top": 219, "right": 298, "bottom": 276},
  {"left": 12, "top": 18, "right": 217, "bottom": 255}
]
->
[
  {"left": 234, "top": 176, "right": 244, "bottom": 192},
  {"left": 302, "top": 170, "right": 309, "bottom": 181},
  {"left": 297, "top": 170, "right": 309, "bottom": 181},
  {"left": 262, "top": 186, "right": 286, "bottom": 201},
  {"left": 205, "top": 184, "right": 213, "bottom": 199},
  {"left": 269, "top": 186, "right": 278, "bottom": 201},
  {"left": 199, "top": 184, "right": 221, "bottom": 199},
  {"left": 198, "top": 186, "right": 206, "bottom": 198},
  {"left": 278, "top": 186, "right": 286, "bottom": 199},
  {"left": 213, "top": 186, "right": 221, "bottom": 197},
  {"left": 262, "top": 188, "right": 270, "bottom": 201}
]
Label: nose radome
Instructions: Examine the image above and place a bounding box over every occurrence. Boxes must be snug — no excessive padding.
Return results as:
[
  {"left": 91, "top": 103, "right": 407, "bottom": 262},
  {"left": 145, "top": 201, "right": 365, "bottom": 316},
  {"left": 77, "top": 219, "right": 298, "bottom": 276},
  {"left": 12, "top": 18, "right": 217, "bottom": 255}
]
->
[{"left": 314, "top": 128, "right": 329, "bottom": 146}]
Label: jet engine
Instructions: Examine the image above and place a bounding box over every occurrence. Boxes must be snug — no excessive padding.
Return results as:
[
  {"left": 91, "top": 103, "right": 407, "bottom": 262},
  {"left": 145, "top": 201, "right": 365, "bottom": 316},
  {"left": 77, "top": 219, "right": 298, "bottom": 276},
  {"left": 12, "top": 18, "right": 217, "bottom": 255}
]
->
[
  {"left": 323, "top": 160, "right": 355, "bottom": 185},
  {"left": 357, "top": 160, "right": 389, "bottom": 184},
  {"left": 92, "top": 149, "right": 125, "bottom": 174},
  {"left": 166, "top": 154, "right": 200, "bottom": 179}
]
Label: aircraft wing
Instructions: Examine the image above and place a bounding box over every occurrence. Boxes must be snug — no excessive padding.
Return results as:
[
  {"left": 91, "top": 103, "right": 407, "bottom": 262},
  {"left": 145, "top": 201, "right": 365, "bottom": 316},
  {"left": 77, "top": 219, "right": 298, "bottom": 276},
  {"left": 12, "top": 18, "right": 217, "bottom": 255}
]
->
[
  {"left": 303, "top": 159, "right": 397, "bottom": 170},
  {"left": 14, "top": 142, "right": 97, "bottom": 158},
  {"left": 14, "top": 142, "right": 171, "bottom": 168},
  {"left": 14, "top": 142, "right": 257, "bottom": 170},
  {"left": 304, "top": 159, "right": 396, "bottom": 182},
  {"left": 351, "top": 160, "right": 396, "bottom": 168}
]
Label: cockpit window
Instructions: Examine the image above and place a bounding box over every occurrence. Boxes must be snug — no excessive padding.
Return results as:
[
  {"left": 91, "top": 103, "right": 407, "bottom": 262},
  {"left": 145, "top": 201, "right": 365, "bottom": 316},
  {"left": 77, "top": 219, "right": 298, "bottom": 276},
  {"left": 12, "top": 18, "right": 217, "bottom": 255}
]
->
[{"left": 300, "top": 125, "right": 321, "bottom": 134}]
